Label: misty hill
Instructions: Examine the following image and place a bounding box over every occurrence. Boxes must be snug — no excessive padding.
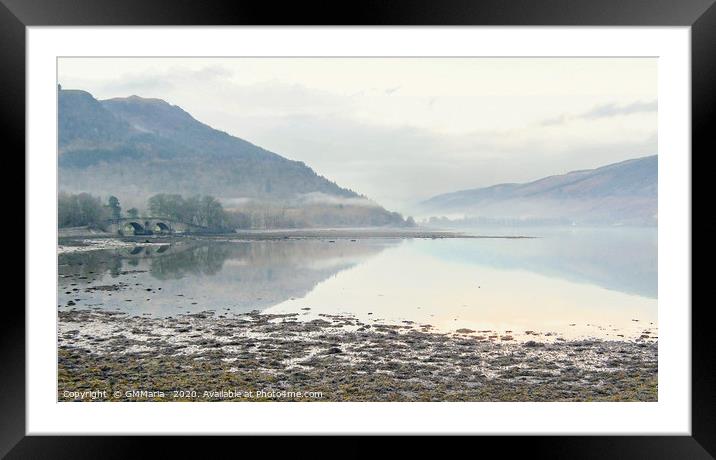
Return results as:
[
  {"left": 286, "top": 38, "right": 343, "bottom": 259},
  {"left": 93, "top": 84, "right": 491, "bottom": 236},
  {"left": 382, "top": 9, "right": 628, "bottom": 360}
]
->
[
  {"left": 420, "top": 156, "right": 657, "bottom": 226},
  {"left": 58, "top": 87, "right": 407, "bottom": 227}
]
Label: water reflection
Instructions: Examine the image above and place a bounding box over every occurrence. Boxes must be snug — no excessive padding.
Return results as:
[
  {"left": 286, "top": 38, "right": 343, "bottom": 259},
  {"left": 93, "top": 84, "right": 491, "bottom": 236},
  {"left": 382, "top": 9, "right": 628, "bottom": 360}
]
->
[
  {"left": 266, "top": 233, "right": 656, "bottom": 340},
  {"left": 424, "top": 227, "right": 657, "bottom": 298},
  {"left": 58, "top": 228, "right": 657, "bottom": 339},
  {"left": 58, "top": 239, "right": 398, "bottom": 316},
  {"left": 150, "top": 244, "right": 230, "bottom": 279}
]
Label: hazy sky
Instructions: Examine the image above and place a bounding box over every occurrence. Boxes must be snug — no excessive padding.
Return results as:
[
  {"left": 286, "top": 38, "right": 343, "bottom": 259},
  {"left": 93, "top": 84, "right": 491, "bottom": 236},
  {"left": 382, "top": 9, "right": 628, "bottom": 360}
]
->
[{"left": 58, "top": 57, "right": 657, "bottom": 212}]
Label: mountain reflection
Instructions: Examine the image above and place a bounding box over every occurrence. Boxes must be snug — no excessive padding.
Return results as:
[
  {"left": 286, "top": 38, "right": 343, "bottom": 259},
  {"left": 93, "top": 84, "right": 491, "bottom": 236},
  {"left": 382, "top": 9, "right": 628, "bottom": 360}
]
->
[
  {"left": 418, "top": 227, "right": 657, "bottom": 298},
  {"left": 58, "top": 239, "right": 398, "bottom": 315}
]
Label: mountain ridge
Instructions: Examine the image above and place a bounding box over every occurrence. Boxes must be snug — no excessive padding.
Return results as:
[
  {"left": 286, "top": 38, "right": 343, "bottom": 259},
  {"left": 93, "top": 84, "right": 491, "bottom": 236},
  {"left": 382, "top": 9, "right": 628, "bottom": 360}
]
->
[
  {"left": 58, "top": 87, "right": 409, "bottom": 227},
  {"left": 420, "top": 155, "right": 657, "bottom": 226},
  {"left": 59, "top": 88, "right": 361, "bottom": 201}
]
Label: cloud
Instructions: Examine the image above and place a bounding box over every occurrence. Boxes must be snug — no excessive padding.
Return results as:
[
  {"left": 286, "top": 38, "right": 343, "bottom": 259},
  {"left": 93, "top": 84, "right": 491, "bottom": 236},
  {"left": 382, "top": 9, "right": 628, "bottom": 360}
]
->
[
  {"left": 89, "top": 70, "right": 348, "bottom": 121},
  {"left": 539, "top": 115, "right": 568, "bottom": 126},
  {"left": 582, "top": 100, "right": 658, "bottom": 119},
  {"left": 221, "top": 193, "right": 380, "bottom": 209},
  {"left": 104, "top": 76, "right": 175, "bottom": 95},
  {"left": 98, "top": 65, "right": 235, "bottom": 98},
  {"left": 220, "top": 110, "right": 656, "bottom": 212},
  {"left": 541, "top": 100, "right": 657, "bottom": 126},
  {"left": 296, "top": 192, "right": 379, "bottom": 207}
]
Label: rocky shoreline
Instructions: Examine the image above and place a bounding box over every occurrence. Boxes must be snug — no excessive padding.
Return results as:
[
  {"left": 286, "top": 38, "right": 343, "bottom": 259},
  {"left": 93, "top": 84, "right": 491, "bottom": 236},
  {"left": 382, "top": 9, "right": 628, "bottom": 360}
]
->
[{"left": 58, "top": 309, "right": 657, "bottom": 402}]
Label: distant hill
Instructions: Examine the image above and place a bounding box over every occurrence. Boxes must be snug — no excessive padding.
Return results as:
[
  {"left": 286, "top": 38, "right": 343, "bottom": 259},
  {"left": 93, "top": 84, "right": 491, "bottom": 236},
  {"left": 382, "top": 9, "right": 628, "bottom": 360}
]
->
[
  {"left": 420, "top": 156, "right": 657, "bottom": 226},
  {"left": 58, "top": 87, "right": 407, "bottom": 227}
]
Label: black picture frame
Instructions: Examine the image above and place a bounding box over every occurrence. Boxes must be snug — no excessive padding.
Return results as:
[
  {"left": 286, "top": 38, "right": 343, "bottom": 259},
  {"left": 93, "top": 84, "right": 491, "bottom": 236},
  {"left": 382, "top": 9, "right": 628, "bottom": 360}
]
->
[{"left": 6, "top": 0, "right": 713, "bottom": 456}]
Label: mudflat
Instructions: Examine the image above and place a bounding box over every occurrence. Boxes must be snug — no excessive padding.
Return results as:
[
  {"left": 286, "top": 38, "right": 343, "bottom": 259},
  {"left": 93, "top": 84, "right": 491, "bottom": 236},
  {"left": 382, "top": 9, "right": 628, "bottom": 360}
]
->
[{"left": 58, "top": 309, "right": 657, "bottom": 402}]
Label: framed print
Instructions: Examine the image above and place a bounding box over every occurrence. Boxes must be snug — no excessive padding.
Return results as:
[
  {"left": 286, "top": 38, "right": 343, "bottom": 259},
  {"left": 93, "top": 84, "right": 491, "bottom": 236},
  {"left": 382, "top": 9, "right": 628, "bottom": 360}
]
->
[{"left": 7, "top": 0, "right": 715, "bottom": 456}]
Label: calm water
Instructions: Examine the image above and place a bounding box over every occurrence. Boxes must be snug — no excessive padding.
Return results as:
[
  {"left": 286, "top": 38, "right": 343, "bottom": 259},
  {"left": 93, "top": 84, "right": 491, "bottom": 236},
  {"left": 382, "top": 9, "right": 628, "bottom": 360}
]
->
[{"left": 58, "top": 227, "right": 657, "bottom": 341}]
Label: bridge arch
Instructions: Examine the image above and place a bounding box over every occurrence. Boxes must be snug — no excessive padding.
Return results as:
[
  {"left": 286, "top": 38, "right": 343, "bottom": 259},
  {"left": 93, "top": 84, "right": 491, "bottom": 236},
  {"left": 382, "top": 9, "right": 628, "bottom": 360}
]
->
[
  {"left": 121, "top": 221, "right": 145, "bottom": 236},
  {"left": 106, "top": 217, "right": 208, "bottom": 235},
  {"left": 153, "top": 222, "right": 171, "bottom": 234}
]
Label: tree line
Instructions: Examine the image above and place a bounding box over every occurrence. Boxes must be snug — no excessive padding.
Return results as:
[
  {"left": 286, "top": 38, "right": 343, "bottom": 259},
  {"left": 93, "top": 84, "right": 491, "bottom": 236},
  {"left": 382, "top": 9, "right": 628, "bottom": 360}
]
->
[
  {"left": 59, "top": 192, "right": 415, "bottom": 231},
  {"left": 147, "top": 194, "right": 229, "bottom": 230},
  {"left": 224, "top": 201, "right": 413, "bottom": 230},
  {"left": 58, "top": 192, "right": 113, "bottom": 228},
  {"left": 58, "top": 192, "right": 230, "bottom": 231}
]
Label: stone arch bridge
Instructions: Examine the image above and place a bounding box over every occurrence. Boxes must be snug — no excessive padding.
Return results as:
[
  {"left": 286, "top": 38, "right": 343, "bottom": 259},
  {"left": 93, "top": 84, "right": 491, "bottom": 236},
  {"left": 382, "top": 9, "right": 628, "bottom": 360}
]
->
[{"left": 104, "top": 218, "right": 208, "bottom": 236}]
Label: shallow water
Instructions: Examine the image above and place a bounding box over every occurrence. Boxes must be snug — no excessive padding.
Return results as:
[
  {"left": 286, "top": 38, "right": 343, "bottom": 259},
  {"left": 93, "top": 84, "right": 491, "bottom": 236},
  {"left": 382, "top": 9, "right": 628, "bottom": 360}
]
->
[{"left": 58, "top": 227, "right": 657, "bottom": 341}]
